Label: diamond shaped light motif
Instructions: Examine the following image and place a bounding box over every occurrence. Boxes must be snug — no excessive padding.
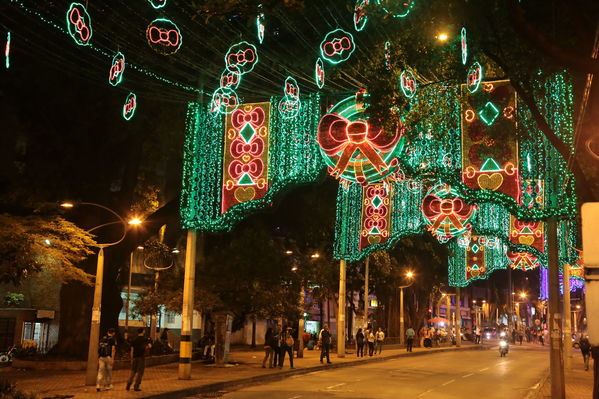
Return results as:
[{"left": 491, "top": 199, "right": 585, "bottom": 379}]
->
[
  {"left": 239, "top": 123, "right": 256, "bottom": 143},
  {"left": 371, "top": 195, "right": 383, "bottom": 208},
  {"left": 478, "top": 102, "right": 500, "bottom": 126}
]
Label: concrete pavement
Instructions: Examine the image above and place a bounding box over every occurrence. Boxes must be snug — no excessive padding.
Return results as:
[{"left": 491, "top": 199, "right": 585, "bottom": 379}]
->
[{"left": 219, "top": 345, "right": 549, "bottom": 399}]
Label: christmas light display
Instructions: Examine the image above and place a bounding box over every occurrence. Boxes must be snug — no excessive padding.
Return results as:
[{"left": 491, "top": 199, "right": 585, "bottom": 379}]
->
[
  {"left": 4, "top": 32, "right": 9, "bottom": 69},
  {"left": 109, "top": 51, "right": 125, "bottom": 87},
  {"left": 256, "top": 12, "right": 265, "bottom": 44},
  {"left": 462, "top": 80, "right": 520, "bottom": 201},
  {"left": 448, "top": 235, "right": 508, "bottom": 287},
  {"left": 421, "top": 184, "right": 476, "bottom": 243},
  {"left": 181, "top": 95, "right": 324, "bottom": 232},
  {"left": 66, "top": 3, "right": 92, "bottom": 46},
  {"left": 400, "top": 69, "right": 417, "bottom": 98},
  {"left": 508, "top": 251, "right": 540, "bottom": 271},
  {"left": 320, "top": 29, "right": 356, "bottom": 65},
  {"left": 540, "top": 267, "right": 585, "bottom": 299},
  {"left": 521, "top": 179, "right": 544, "bottom": 209},
  {"left": 147, "top": 0, "right": 167, "bottom": 9},
  {"left": 146, "top": 18, "right": 182, "bottom": 55},
  {"left": 222, "top": 103, "right": 271, "bottom": 214},
  {"left": 315, "top": 58, "right": 325, "bottom": 89},
  {"left": 360, "top": 183, "right": 392, "bottom": 250},
  {"left": 376, "top": 0, "right": 415, "bottom": 18},
  {"left": 317, "top": 95, "right": 405, "bottom": 185},
  {"left": 354, "top": 0, "right": 369, "bottom": 32},
  {"left": 466, "top": 62, "right": 483, "bottom": 93},
  {"left": 510, "top": 216, "right": 544, "bottom": 252},
  {"left": 461, "top": 27, "right": 467, "bottom": 65},
  {"left": 278, "top": 76, "right": 301, "bottom": 119},
  {"left": 122, "top": 93, "right": 137, "bottom": 120},
  {"left": 210, "top": 87, "right": 239, "bottom": 115},
  {"left": 225, "top": 41, "right": 258, "bottom": 74},
  {"left": 220, "top": 67, "right": 242, "bottom": 90},
  {"left": 385, "top": 41, "right": 392, "bottom": 70}
]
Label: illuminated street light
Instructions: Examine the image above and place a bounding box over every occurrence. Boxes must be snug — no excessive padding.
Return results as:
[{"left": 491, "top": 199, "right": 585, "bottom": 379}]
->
[
  {"left": 291, "top": 265, "right": 298, "bottom": 272},
  {"left": 406, "top": 271, "right": 414, "bottom": 279},
  {"left": 60, "top": 202, "right": 74, "bottom": 208},
  {"left": 128, "top": 218, "right": 143, "bottom": 225},
  {"left": 172, "top": 249, "right": 180, "bottom": 254},
  {"left": 285, "top": 250, "right": 293, "bottom": 255},
  {"left": 519, "top": 292, "right": 527, "bottom": 299},
  {"left": 311, "top": 253, "right": 320, "bottom": 259},
  {"left": 437, "top": 32, "right": 449, "bottom": 41},
  {"left": 137, "top": 246, "right": 144, "bottom": 250}
]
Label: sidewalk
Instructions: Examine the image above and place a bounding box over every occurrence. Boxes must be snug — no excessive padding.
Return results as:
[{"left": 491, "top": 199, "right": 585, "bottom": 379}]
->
[
  {"left": 534, "top": 352, "right": 594, "bottom": 399},
  {"left": 5, "top": 343, "right": 485, "bottom": 399}
]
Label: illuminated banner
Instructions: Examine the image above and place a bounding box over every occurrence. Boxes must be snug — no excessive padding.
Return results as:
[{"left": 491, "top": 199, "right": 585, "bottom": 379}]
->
[
  {"left": 359, "top": 183, "right": 392, "bottom": 250},
  {"left": 465, "top": 235, "right": 488, "bottom": 282},
  {"left": 222, "top": 103, "right": 270, "bottom": 214},
  {"left": 509, "top": 216, "right": 544, "bottom": 252},
  {"left": 461, "top": 80, "right": 519, "bottom": 201}
]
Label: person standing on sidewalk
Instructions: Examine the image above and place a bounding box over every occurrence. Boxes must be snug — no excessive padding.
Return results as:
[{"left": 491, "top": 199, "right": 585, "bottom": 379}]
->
[
  {"left": 262, "top": 327, "right": 274, "bottom": 368},
  {"left": 405, "top": 327, "right": 415, "bottom": 352},
  {"left": 375, "top": 327, "right": 385, "bottom": 354},
  {"left": 126, "top": 328, "right": 151, "bottom": 392},
  {"left": 580, "top": 336, "right": 592, "bottom": 371},
  {"left": 367, "top": 328, "right": 375, "bottom": 356},
  {"left": 96, "top": 328, "right": 116, "bottom": 392},
  {"left": 272, "top": 324, "right": 282, "bottom": 367},
  {"left": 356, "top": 328, "right": 365, "bottom": 357},
  {"left": 319, "top": 324, "right": 332, "bottom": 364},
  {"left": 279, "top": 327, "right": 295, "bottom": 369}
]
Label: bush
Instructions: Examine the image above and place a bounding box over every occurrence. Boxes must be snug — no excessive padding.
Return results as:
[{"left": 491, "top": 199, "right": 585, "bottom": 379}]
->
[
  {"left": 0, "top": 378, "right": 37, "bottom": 399},
  {"left": 4, "top": 293, "right": 24, "bottom": 307}
]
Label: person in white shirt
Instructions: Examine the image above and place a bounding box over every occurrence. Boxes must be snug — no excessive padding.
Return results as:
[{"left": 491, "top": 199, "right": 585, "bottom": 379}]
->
[
  {"left": 367, "top": 329, "right": 375, "bottom": 356},
  {"left": 375, "top": 327, "right": 385, "bottom": 354}
]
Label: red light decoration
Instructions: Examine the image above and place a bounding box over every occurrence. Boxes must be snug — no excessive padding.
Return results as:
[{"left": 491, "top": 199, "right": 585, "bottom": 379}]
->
[
  {"left": 510, "top": 216, "right": 544, "bottom": 253},
  {"left": 315, "top": 58, "right": 325, "bottom": 89},
  {"left": 146, "top": 18, "right": 182, "bottom": 55},
  {"left": 222, "top": 103, "right": 271, "bottom": 214},
  {"left": 320, "top": 29, "right": 356, "bottom": 64},
  {"left": 508, "top": 251, "right": 540, "bottom": 271},
  {"left": 220, "top": 67, "right": 241, "bottom": 90},
  {"left": 360, "top": 183, "right": 392, "bottom": 250},
  {"left": 317, "top": 96, "right": 405, "bottom": 185},
  {"left": 210, "top": 87, "right": 239, "bottom": 115},
  {"left": 461, "top": 80, "right": 520, "bottom": 201},
  {"left": 109, "top": 51, "right": 125, "bottom": 86},
  {"left": 66, "top": 3, "right": 92, "bottom": 46},
  {"left": 354, "top": 0, "right": 369, "bottom": 32},
  {"left": 122, "top": 93, "right": 137, "bottom": 121},
  {"left": 421, "top": 184, "right": 476, "bottom": 243},
  {"left": 225, "top": 41, "right": 258, "bottom": 75},
  {"left": 465, "top": 235, "right": 488, "bottom": 281}
]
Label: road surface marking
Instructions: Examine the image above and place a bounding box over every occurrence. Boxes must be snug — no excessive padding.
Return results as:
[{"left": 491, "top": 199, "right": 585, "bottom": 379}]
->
[
  {"left": 417, "top": 389, "right": 433, "bottom": 397},
  {"left": 441, "top": 379, "right": 456, "bottom": 386},
  {"left": 479, "top": 367, "right": 489, "bottom": 371},
  {"left": 326, "top": 383, "right": 346, "bottom": 390},
  {"left": 288, "top": 396, "right": 302, "bottom": 399},
  {"left": 462, "top": 373, "right": 474, "bottom": 378}
]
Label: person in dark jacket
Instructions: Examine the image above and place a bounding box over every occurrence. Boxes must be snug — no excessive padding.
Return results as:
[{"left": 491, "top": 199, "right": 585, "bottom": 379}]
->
[
  {"left": 262, "top": 327, "right": 274, "bottom": 368},
  {"left": 356, "top": 328, "right": 365, "bottom": 357},
  {"left": 319, "top": 324, "right": 332, "bottom": 364},
  {"left": 272, "top": 324, "right": 282, "bottom": 367},
  {"left": 279, "top": 327, "right": 295, "bottom": 369},
  {"left": 126, "top": 328, "right": 151, "bottom": 392},
  {"left": 580, "top": 336, "right": 592, "bottom": 371}
]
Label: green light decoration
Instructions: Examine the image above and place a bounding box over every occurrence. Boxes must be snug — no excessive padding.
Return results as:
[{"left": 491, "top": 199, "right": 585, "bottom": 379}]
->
[
  {"left": 66, "top": 3, "right": 92, "bottom": 46},
  {"left": 278, "top": 76, "right": 301, "bottom": 119},
  {"left": 146, "top": 18, "right": 183, "bottom": 55},
  {"left": 181, "top": 95, "right": 324, "bottom": 232},
  {"left": 354, "top": 0, "right": 369, "bottom": 32},
  {"left": 448, "top": 235, "right": 509, "bottom": 287},
  {"left": 461, "top": 27, "right": 467, "bottom": 65},
  {"left": 122, "top": 92, "right": 137, "bottom": 120},
  {"left": 147, "top": 0, "right": 167, "bottom": 9},
  {"left": 4, "top": 32, "right": 10, "bottom": 69},
  {"left": 478, "top": 101, "right": 500, "bottom": 126},
  {"left": 376, "top": 0, "right": 415, "bottom": 18},
  {"left": 315, "top": 58, "right": 325, "bottom": 89},
  {"left": 466, "top": 62, "right": 482, "bottom": 93},
  {"left": 320, "top": 29, "right": 356, "bottom": 65},
  {"left": 400, "top": 69, "right": 417, "bottom": 98},
  {"left": 109, "top": 51, "right": 125, "bottom": 87},
  {"left": 257, "top": 12, "right": 266, "bottom": 44},
  {"left": 210, "top": 87, "right": 239, "bottom": 115},
  {"left": 225, "top": 41, "right": 259, "bottom": 74}
]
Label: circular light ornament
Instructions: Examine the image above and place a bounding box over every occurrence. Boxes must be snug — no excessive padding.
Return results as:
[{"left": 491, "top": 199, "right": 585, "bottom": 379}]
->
[
  {"left": 315, "top": 58, "right": 325, "bottom": 89},
  {"left": 354, "top": 0, "right": 369, "bottom": 32},
  {"left": 320, "top": 29, "right": 356, "bottom": 65},
  {"left": 467, "top": 61, "right": 483, "bottom": 93},
  {"left": 421, "top": 184, "right": 476, "bottom": 243},
  {"left": 146, "top": 18, "right": 182, "bottom": 55},
  {"left": 122, "top": 93, "right": 137, "bottom": 121},
  {"left": 66, "top": 3, "right": 92, "bottom": 46},
  {"left": 225, "top": 41, "right": 259, "bottom": 74},
  {"left": 461, "top": 27, "right": 468, "bottom": 65},
  {"left": 109, "top": 51, "right": 125, "bottom": 86},
  {"left": 400, "top": 69, "right": 417, "bottom": 98},
  {"left": 210, "top": 87, "right": 239, "bottom": 115},
  {"left": 147, "top": 0, "right": 167, "bottom": 9},
  {"left": 317, "top": 95, "right": 406, "bottom": 185},
  {"left": 376, "top": 0, "right": 415, "bottom": 18}
]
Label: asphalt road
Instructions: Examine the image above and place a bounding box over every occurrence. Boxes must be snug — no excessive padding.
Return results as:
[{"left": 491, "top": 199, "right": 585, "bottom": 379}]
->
[{"left": 220, "top": 344, "right": 548, "bottom": 399}]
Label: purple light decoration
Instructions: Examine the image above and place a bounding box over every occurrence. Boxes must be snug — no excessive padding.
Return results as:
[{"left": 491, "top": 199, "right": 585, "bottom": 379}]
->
[{"left": 539, "top": 267, "right": 585, "bottom": 300}]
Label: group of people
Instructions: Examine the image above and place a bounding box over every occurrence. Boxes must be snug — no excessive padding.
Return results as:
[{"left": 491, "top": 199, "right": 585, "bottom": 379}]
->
[
  {"left": 95, "top": 327, "right": 152, "bottom": 392},
  {"left": 262, "top": 324, "right": 297, "bottom": 369},
  {"left": 355, "top": 327, "right": 385, "bottom": 357}
]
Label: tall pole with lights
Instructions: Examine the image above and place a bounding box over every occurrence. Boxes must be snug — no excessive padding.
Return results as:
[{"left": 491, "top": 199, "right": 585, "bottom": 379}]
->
[{"left": 399, "top": 271, "right": 414, "bottom": 345}]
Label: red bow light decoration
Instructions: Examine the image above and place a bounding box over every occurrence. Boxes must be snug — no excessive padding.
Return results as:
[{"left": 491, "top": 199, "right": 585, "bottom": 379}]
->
[
  {"left": 231, "top": 107, "right": 265, "bottom": 131},
  {"left": 421, "top": 185, "right": 476, "bottom": 242}
]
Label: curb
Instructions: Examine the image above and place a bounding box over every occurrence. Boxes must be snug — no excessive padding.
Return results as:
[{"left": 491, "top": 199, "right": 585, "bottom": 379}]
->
[
  {"left": 144, "top": 345, "right": 489, "bottom": 399},
  {"left": 524, "top": 368, "right": 550, "bottom": 399}
]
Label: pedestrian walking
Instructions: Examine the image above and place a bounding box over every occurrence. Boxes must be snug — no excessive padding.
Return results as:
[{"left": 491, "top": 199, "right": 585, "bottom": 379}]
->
[
  {"left": 375, "top": 327, "right": 385, "bottom": 354},
  {"left": 419, "top": 327, "right": 425, "bottom": 347},
  {"left": 319, "top": 324, "right": 332, "bottom": 364},
  {"left": 279, "top": 327, "right": 295, "bottom": 369},
  {"left": 423, "top": 328, "right": 432, "bottom": 348},
  {"left": 272, "top": 324, "right": 282, "bottom": 367},
  {"left": 96, "top": 328, "right": 116, "bottom": 392},
  {"left": 262, "top": 327, "right": 274, "bottom": 368},
  {"left": 356, "top": 328, "right": 365, "bottom": 357},
  {"left": 367, "top": 328, "right": 375, "bottom": 356},
  {"left": 579, "top": 336, "right": 591, "bottom": 371},
  {"left": 517, "top": 329, "right": 524, "bottom": 345},
  {"left": 126, "top": 328, "right": 152, "bottom": 392},
  {"left": 538, "top": 330, "right": 544, "bottom": 346},
  {"left": 406, "top": 327, "right": 415, "bottom": 352}
]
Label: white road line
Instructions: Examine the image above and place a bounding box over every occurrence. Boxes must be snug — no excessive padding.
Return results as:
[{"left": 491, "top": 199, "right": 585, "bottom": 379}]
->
[
  {"left": 441, "top": 379, "right": 456, "bottom": 386},
  {"left": 288, "top": 396, "right": 302, "bottom": 399},
  {"left": 417, "top": 389, "right": 433, "bottom": 397},
  {"left": 479, "top": 367, "right": 489, "bottom": 371},
  {"left": 326, "top": 383, "right": 346, "bottom": 390},
  {"left": 462, "top": 373, "right": 474, "bottom": 378}
]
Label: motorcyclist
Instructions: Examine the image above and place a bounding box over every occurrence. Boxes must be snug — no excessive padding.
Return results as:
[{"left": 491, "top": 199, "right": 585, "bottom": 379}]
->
[{"left": 499, "top": 332, "right": 509, "bottom": 357}]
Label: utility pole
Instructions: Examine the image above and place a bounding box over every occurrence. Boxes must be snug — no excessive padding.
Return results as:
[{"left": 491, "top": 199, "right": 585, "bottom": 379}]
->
[
  {"left": 364, "top": 257, "right": 369, "bottom": 329},
  {"left": 178, "top": 230, "right": 197, "bottom": 379},
  {"left": 456, "top": 287, "right": 462, "bottom": 347},
  {"left": 507, "top": 266, "right": 513, "bottom": 332},
  {"left": 337, "top": 259, "right": 347, "bottom": 357},
  {"left": 548, "top": 218, "right": 565, "bottom": 399},
  {"left": 85, "top": 247, "right": 105, "bottom": 386},
  {"left": 563, "top": 263, "right": 572, "bottom": 370}
]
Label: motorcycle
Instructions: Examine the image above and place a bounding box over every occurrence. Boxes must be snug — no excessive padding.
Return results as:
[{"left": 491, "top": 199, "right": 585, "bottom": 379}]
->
[
  {"left": 0, "top": 346, "right": 16, "bottom": 363},
  {"left": 499, "top": 340, "right": 509, "bottom": 357}
]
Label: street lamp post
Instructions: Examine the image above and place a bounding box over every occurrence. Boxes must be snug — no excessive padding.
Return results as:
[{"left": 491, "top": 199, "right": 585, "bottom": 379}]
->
[
  {"left": 399, "top": 271, "right": 414, "bottom": 345},
  {"left": 62, "top": 202, "right": 135, "bottom": 386}
]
